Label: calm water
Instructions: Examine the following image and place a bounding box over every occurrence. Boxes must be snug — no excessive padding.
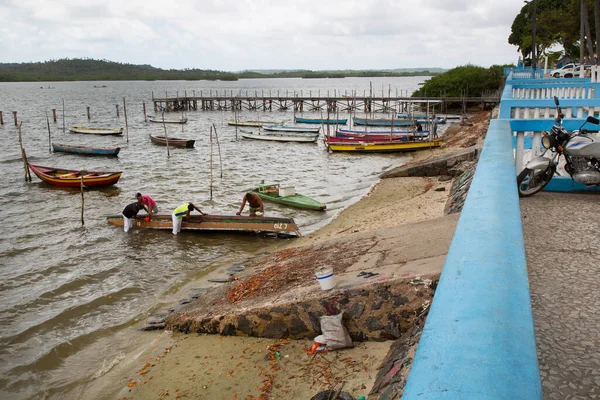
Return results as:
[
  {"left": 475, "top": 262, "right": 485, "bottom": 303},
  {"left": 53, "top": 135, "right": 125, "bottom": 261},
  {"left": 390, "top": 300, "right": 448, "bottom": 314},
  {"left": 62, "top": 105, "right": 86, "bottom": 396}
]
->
[{"left": 0, "top": 77, "right": 424, "bottom": 399}]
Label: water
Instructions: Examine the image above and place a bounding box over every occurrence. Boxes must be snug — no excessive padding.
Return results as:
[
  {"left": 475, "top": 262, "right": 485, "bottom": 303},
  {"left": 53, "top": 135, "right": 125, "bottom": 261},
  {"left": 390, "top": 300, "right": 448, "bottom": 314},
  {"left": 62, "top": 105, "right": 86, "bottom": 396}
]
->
[{"left": 0, "top": 77, "right": 424, "bottom": 399}]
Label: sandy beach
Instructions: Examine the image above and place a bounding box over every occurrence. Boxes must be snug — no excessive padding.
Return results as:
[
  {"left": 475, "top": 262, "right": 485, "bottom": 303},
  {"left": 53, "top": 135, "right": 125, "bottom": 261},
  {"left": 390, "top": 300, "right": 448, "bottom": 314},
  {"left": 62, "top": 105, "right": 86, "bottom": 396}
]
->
[{"left": 87, "top": 111, "right": 491, "bottom": 400}]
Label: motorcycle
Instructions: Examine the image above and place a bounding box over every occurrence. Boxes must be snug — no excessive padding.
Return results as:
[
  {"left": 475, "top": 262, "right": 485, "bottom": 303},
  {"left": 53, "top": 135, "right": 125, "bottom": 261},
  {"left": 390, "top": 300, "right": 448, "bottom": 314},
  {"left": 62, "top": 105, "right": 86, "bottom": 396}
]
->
[{"left": 517, "top": 96, "right": 600, "bottom": 197}]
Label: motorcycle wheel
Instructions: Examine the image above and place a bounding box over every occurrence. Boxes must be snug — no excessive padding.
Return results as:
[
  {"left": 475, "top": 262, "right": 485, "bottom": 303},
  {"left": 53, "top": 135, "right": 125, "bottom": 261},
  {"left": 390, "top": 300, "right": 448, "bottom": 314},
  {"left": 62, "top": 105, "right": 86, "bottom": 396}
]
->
[{"left": 516, "top": 166, "right": 556, "bottom": 197}]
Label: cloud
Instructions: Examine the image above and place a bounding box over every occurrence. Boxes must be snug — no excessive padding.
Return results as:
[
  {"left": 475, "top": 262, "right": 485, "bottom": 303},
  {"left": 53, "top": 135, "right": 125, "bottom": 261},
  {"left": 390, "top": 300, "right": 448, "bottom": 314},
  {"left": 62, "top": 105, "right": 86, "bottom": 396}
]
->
[{"left": 0, "top": 0, "right": 527, "bottom": 69}]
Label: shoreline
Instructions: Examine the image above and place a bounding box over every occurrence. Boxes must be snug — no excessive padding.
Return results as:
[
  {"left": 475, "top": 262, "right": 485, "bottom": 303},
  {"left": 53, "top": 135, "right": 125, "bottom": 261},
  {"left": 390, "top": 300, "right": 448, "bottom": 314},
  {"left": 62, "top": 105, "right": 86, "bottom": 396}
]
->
[{"left": 77, "top": 110, "right": 491, "bottom": 400}]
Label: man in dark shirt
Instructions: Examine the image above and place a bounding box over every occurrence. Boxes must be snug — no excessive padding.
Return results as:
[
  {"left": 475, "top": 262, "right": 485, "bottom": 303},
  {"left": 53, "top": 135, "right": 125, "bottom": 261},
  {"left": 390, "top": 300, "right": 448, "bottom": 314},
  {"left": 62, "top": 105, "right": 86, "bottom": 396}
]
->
[{"left": 122, "top": 202, "right": 146, "bottom": 232}]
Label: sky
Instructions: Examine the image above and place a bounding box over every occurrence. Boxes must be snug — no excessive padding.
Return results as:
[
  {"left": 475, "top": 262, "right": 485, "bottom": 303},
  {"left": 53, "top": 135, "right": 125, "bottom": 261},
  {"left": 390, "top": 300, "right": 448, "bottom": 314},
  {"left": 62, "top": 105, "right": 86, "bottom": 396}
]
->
[{"left": 0, "top": 0, "right": 528, "bottom": 71}]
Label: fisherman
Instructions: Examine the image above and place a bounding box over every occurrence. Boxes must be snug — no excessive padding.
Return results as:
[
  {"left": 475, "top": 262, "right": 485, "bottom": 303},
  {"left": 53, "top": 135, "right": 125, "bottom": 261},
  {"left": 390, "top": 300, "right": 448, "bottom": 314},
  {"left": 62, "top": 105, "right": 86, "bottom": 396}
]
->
[
  {"left": 136, "top": 192, "right": 158, "bottom": 219},
  {"left": 172, "top": 202, "right": 207, "bottom": 235},
  {"left": 236, "top": 192, "right": 264, "bottom": 217},
  {"left": 122, "top": 202, "right": 146, "bottom": 233},
  {"left": 415, "top": 121, "right": 423, "bottom": 132}
]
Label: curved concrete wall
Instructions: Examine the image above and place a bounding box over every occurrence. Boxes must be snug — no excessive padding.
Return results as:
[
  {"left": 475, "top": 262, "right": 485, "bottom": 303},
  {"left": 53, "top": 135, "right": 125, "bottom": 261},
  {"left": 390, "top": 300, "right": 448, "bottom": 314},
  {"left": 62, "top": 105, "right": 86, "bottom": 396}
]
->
[{"left": 402, "top": 119, "right": 542, "bottom": 399}]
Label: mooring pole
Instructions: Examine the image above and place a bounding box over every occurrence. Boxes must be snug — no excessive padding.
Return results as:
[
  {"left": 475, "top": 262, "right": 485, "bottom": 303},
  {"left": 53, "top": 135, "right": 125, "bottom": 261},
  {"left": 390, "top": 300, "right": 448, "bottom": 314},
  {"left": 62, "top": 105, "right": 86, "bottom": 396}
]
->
[
  {"left": 87, "top": 106, "right": 91, "bottom": 120},
  {"left": 116, "top": 104, "right": 120, "bottom": 117},
  {"left": 52, "top": 109, "right": 57, "bottom": 122},
  {"left": 46, "top": 111, "right": 51, "bottom": 152},
  {"left": 62, "top": 99, "right": 65, "bottom": 133},
  {"left": 80, "top": 176, "right": 85, "bottom": 226},
  {"left": 143, "top": 102, "right": 147, "bottom": 122},
  {"left": 0, "top": 111, "right": 4, "bottom": 125},
  {"left": 13, "top": 111, "right": 17, "bottom": 126},
  {"left": 123, "top": 97, "right": 129, "bottom": 143}
]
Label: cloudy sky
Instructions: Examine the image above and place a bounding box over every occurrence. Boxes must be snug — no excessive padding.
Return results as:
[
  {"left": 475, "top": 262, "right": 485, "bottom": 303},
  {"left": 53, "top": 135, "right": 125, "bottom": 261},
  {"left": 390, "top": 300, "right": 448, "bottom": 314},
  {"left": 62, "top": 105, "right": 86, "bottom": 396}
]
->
[{"left": 0, "top": 0, "right": 527, "bottom": 71}]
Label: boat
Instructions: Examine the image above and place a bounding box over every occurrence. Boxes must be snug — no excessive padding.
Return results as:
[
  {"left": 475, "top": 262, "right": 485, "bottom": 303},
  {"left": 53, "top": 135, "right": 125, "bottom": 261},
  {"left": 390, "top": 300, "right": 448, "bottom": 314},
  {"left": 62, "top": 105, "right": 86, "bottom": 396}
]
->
[
  {"left": 227, "top": 120, "right": 281, "bottom": 127},
  {"left": 327, "top": 140, "right": 443, "bottom": 153},
  {"left": 251, "top": 183, "right": 326, "bottom": 211},
  {"left": 28, "top": 164, "right": 122, "bottom": 187},
  {"left": 149, "top": 135, "right": 195, "bottom": 148},
  {"left": 263, "top": 125, "right": 320, "bottom": 133},
  {"left": 353, "top": 118, "right": 446, "bottom": 127},
  {"left": 397, "top": 113, "right": 462, "bottom": 120},
  {"left": 294, "top": 117, "right": 348, "bottom": 124},
  {"left": 68, "top": 126, "right": 123, "bottom": 135},
  {"left": 147, "top": 116, "right": 188, "bottom": 124},
  {"left": 328, "top": 136, "right": 417, "bottom": 144},
  {"left": 52, "top": 143, "right": 121, "bottom": 156},
  {"left": 106, "top": 214, "right": 301, "bottom": 237},
  {"left": 337, "top": 129, "right": 430, "bottom": 139},
  {"left": 240, "top": 129, "right": 319, "bottom": 143}
]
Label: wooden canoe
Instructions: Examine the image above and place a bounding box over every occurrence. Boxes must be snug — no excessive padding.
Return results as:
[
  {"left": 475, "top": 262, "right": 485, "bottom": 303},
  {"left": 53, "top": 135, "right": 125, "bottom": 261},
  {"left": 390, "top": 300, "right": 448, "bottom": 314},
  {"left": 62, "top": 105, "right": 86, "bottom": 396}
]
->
[
  {"left": 240, "top": 130, "right": 318, "bottom": 143},
  {"left": 68, "top": 126, "right": 123, "bottom": 135},
  {"left": 149, "top": 135, "right": 195, "bottom": 148},
  {"left": 333, "top": 131, "right": 430, "bottom": 142},
  {"left": 295, "top": 117, "right": 348, "bottom": 124},
  {"left": 106, "top": 214, "right": 301, "bottom": 237},
  {"left": 28, "top": 164, "right": 122, "bottom": 187},
  {"left": 263, "top": 125, "right": 320, "bottom": 133},
  {"left": 148, "top": 116, "right": 188, "bottom": 124},
  {"left": 327, "top": 140, "right": 443, "bottom": 153},
  {"left": 227, "top": 120, "right": 282, "bottom": 127},
  {"left": 52, "top": 143, "right": 121, "bottom": 156},
  {"left": 252, "top": 183, "right": 326, "bottom": 211}
]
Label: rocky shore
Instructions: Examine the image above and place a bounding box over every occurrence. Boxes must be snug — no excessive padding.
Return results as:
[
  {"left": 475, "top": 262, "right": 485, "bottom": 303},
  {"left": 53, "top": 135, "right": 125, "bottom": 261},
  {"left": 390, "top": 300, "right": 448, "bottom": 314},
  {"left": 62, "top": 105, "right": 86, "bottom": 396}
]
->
[{"left": 106, "top": 110, "right": 491, "bottom": 400}]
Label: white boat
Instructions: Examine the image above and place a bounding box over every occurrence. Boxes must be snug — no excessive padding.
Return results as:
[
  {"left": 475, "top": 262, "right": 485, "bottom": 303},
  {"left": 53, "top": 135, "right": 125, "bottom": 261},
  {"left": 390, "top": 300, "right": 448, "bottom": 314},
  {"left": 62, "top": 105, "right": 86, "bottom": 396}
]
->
[
  {"left": 67, "top": 126, "right": 123, "bottom": 135},
  {"left": 263, "top": 125, "right": 321, "bottom": 133},
  {"left": 227, "top": 120, "right": 281, "bottom": 127},
  {"left": 147, "top": 115, "right": 188, "bottom": 124},
  {"left": 240, "top": 129, "right": 318, "bottom": 143}
]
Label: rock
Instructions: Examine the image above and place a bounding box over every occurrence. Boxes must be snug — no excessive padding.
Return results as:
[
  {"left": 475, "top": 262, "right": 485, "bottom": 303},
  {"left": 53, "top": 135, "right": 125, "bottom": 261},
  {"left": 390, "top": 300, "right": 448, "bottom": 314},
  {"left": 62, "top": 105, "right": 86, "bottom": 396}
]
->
[
  {"left": 308, "top": 312, "right": 323, "bottom": 334},
  {"left": 372, "top": 300, "right": 384, "bottom": 310},
  {"left": 258, "top": 313, "right": 272, "bottom": 321},
  {"left": 290, "top": 317, "right": 309, "bottom": 336},
  {"left": 346, "top": 302, "right": 365, "bottom": 319},
  {"left": 376, "top": 290, "right": 390, "bottom": 300},
  {"left": 237, "top": 315, "right": 252, "bottom": 335},
  {"left": 392, "top": 296, "right": 409, "bottom": 307},
  {"left": 262, "top": 321, "right": 290, "bottom": 339},
  {"left": 434, "top": 187, "right": 446, "bottom": 192},
  {"left": 349, "top": 331, "right": 367, "bottom": 342},
  {"left": 179, "top": 299, "right": 191, "bottom": 305},
  {"left": 139, "top": 323, "right": 165, "bottom": 331},
  {"left": 366, "top": 317, "right": 384, "bottom": 331},
  {"left": 221, "top": 323, "right": 236, "bottom": 336},
  {"left": 271, "top": 307, "right": 289, "bottom": 315}
]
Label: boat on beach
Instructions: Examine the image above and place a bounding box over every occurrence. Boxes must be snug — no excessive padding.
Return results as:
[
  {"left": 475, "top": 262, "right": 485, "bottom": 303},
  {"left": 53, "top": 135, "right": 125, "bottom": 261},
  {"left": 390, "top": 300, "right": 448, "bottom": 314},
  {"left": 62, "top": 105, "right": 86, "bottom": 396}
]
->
[
  {"left": 263, "top": 125, "right": 320, "bottom": 133},
  {"left": 106, "top": 214, "right": 302, "bottom": 237},
  {"left": 327, "top": 139, "right": 443, "bottom": 153},
  {"left": 251, "top": 183, "right": 326, "bottom": 211},
  {"left": 28, "top": 164, "right": 122, "bottom": 187},
  {"left": 52, "top": 143, "right": 121, "bottom": 156},
  {"left": 149, "top": 135, "right": 195, "bottom": 148},
  {"left": 227, "top": 120, "right": 281, "bottom": 127},
  {"left": 68, "top": 126, "right": 123, "bottom": 135},
  {"left": 147, "top": 116, "right": 188, "bottom": 124},
  {"left": 353, "top": 118, "right": 446, "bottom": 127},
  {"left": 336, "top": 129, "right": 430, "bottom": 139},
  {"left": 328, "top": 135, "right": 421, "bottom": 144},
  {"left": 294, "top": 117, "right": 348, "bottom": 124},
  {"left": 240, "top": 129, "right": 319, "bottom": 143}
]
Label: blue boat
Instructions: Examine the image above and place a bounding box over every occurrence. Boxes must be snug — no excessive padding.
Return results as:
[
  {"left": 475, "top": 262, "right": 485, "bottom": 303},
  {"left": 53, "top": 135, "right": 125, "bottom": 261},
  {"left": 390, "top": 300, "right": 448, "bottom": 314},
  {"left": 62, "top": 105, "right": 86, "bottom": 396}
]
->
[
  {"left": 294, "top": 117, "right": 348, "bottom": 124},
  {"left": 354, "top": 118, "right": 446, "bottom": 126},
  {"left": 338, "top": 128, "right": 430, "bottom": 135},
  {"left": 52, "top": 143, "right": 121, "bottom": 156}
]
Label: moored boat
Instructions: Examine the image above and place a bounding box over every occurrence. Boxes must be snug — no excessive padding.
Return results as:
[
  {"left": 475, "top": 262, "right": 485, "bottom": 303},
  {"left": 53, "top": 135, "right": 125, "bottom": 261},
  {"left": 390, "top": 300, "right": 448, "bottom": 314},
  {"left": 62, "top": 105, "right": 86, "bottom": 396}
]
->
[
  {"left": 263, "top": 125, "right": 320, "bottom": 133},
  {"left": 52, "top": 143, "right": 121, "bottom": 156},
  {"left": 148, "top": 116, "right": 188, "bottom": 124},
  {"left": 106, "top": 214, "right": 301, "bottom": 237},
  {"left": 353, "top": 118, "right": 446, "bottom": 127},
  {"left": 327, "top": 140, "right": 443, "bottom": 153},
  {"left": 28, "top": 164, "right": 122, "bottom": 187},
  {"left": 336, "top": 129, "right": 430, "bottom": 140},
  {"left": 240, "top": 129, "right": 319, "bottom": 143},
  {"left": 251, "top": 183, "right": 326, "bottom": 211},
  {"left": 68, "top": 126, "right": 123, "bottom": 135},
  {"left": 295, "top": 117, "right": 348, "bottom": 124},
  {"left": 227, "top": 120, "right": 281, "bottom": 127},
  {"left": 149, "top": 135, "right": 195, "bottom": 148}
]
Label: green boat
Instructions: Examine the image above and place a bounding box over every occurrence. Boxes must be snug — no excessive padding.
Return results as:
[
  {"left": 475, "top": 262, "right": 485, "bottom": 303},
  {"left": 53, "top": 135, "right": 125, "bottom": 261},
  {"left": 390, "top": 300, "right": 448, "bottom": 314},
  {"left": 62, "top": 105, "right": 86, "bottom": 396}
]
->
[{"left": 252, "top": 183, "right": 326, "bottom": 211}]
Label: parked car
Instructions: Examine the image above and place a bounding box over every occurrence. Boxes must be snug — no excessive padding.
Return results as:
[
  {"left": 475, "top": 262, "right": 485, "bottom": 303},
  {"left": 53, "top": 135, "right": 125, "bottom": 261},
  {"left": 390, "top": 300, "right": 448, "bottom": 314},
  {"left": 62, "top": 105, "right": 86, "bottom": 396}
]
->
[
  {"left": 550, "top": 63, "right": 579, "bottom": 78},
  {"left": 563, "top": 65, "right": 592, "bottom": 78}
]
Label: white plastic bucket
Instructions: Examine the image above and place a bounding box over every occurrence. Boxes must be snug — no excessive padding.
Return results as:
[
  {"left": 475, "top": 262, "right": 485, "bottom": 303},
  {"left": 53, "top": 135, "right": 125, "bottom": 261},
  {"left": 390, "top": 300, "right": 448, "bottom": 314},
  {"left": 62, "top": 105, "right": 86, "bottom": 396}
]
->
[{"left": 315, "top": 267, "right": 336, "bottom": 290}]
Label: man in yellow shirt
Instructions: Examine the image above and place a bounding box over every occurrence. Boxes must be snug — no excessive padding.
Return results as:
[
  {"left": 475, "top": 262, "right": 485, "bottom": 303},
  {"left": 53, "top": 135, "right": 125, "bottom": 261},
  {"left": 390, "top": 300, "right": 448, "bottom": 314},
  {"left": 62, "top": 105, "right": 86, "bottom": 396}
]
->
[{"left": 172, "top": 202, "right": 206, "bottom": 235}]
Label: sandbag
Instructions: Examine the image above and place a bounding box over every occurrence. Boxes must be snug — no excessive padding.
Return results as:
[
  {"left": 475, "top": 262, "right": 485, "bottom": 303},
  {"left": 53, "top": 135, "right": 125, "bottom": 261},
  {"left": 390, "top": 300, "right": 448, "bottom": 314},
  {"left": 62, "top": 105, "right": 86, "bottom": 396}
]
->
[{"left": 319, "top": 312, "right": 353, "bottom": 351}]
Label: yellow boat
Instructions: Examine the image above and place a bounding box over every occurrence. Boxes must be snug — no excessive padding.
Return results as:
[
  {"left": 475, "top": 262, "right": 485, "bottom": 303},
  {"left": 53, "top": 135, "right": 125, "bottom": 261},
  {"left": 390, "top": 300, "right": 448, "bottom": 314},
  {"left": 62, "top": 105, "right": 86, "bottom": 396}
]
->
[{"left": 327, "top": 140, "right": 443, "bottom": 153}]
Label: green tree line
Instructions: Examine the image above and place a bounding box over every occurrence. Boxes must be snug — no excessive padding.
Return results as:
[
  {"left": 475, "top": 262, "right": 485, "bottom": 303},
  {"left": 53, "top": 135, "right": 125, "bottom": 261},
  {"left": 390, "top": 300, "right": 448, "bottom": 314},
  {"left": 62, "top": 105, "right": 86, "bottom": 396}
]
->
[{"left": 0, "top": 58, "right": 441, "bottom": 82}]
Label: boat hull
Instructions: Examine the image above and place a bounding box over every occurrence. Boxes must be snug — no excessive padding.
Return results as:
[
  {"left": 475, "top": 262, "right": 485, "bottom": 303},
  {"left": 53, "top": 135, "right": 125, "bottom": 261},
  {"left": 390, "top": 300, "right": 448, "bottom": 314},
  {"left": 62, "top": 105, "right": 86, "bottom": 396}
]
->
[
  {"left": 295, "top": 117, "right": 348, "bottom": 124},
  {"left": 148, "top": 118, "right": 188, "bottom": 124},
  {"left": 263, "top": 125, "right": 320, "bottom": 133},
  {"left": 227, "top": 120, "right": 281, "bottom": 127},
  {"left": 28, "top": 164, "right": 122, "bottom": 187},
  {"left": 149, "top": 135, "right": 195, "bottom": 148},
  {"left": 327, "top": 140, "right": 443, "bottom": 153},
  {"left": 68, "top": 126, "right": 123, "bottom": 135},
  {"left": 252, "top": 189, "right": 326, "bottom": 211},
  {"left": 240, "top": 131, "right": 318, "bottom": 143},
  {"left": 52, "top": 143, "right": 121, "bottom": 156},
  {"left": 107, "top": 214, "right": 301, "bottom": 237}
]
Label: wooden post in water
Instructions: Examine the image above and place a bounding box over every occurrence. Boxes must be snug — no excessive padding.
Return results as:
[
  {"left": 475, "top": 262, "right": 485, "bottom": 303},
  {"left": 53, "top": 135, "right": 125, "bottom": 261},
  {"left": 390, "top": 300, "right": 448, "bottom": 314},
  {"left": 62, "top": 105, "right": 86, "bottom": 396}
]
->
[
  {"left": 209, "top": 126, "right": 213, "bottom": 201},
  {"left": 123, "top": 98, "right": 129, "bottom": 143},
  {"left": 46, "top": 111, "right": 52, "bottom": 152},
  {"left": 80, "top": 176, "right": 85, "bottom": 226},
  {"left": 87, "top": 106, "right": 91, "bottom": 120},
  {"left": 52, "top": 109, "right": 57, "bottom": 122},
  {"left": 115, "top": 104, "right": 120, "bottom": 117},
  {"left": 17, "top": 122, "right": 32, "bottom": 182},
  {"left": 162, "top": 112, "right": 170, "bottom": 157},
  {"left": 13, "top": 111, "right": 17, "bottom": 126},
  {"left": 0, "top": 111, "right": 4, "bottom": 125},
  {"left": 212, "top": 123, "right": 223, "bottom": 178},
  {"left": 143, "top": 102, "right": 147, "bottom": 122},
  {"left": 62, "top": 99, "right": 65, "bottom": 133}
]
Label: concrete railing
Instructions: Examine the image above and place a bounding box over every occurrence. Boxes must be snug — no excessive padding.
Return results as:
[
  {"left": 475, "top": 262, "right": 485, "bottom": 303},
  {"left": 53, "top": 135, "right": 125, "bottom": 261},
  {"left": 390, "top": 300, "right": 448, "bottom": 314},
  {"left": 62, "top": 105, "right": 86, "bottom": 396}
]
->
[{"left": 402, "top": 119, "right": 542, "bottom": 399}]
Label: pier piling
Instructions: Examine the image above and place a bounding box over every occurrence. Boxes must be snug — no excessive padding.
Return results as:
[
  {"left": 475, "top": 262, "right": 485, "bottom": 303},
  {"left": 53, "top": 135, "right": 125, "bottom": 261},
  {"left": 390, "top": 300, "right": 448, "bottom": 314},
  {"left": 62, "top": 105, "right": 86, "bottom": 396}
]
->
[
  {"left": 13, "top": 111, "right": 18, "bottom": 126},
  {"left": 52, "top": 109, "right": 57, "bottom": 122},
  {"left": 87, "top": 106, "right": 91, "bottom": 120},
  {"left": 143, "top": 102, "right": 147, "bottom": 122},
  {"left": 115, "top": 104, "right": 119, "bottom": 117},
  {"left": 0, "top": 111, "right": 3, "bottom": 125}
]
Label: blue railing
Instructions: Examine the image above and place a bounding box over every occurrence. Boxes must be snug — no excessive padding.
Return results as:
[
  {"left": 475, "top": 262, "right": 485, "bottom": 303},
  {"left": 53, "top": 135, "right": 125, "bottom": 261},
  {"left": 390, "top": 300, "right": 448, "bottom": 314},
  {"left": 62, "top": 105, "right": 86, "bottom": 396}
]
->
[{"left": 402, "top": 68, "right": 600, "bottom": 399}]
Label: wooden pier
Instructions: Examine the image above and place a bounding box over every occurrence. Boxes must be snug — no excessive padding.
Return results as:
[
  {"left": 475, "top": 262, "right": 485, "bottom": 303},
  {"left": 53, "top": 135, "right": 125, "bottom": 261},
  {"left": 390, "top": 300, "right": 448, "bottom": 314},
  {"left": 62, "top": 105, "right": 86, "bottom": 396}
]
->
[{"left": 152, "top": 90, "right": 500, "bottom": 114}]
